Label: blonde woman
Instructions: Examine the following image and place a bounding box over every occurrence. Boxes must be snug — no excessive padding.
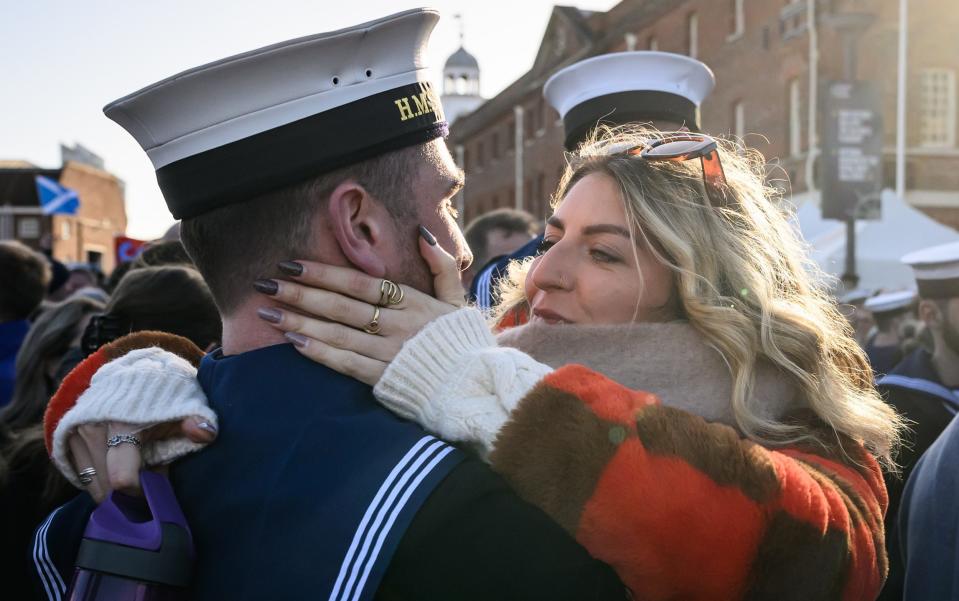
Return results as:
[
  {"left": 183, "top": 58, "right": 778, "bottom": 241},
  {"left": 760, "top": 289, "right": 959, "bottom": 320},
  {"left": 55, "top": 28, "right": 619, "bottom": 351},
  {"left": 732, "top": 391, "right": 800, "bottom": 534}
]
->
[{"left": 51, "top": 129, "right": 899, "bottom": 600}]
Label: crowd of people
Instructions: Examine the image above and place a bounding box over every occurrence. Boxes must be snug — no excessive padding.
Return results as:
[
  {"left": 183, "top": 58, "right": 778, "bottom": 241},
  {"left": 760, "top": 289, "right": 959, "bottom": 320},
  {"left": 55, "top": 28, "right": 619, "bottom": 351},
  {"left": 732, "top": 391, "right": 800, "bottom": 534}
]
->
[{"left": 2, "top": 7, "right": 958, "bottom": 601}]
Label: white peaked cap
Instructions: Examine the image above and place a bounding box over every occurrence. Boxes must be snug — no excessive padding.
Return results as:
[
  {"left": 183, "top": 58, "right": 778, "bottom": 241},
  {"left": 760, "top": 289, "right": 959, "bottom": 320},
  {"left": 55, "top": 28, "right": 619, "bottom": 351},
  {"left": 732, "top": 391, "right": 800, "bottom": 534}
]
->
[
  {"left": 902, "top": 241, "right": 959, "bottom": 299},
  {"left": 103, "top": 8, "right": 447, "bottom": 219},
  {"left": 863, "top": 290, "right": 917, "bottom": 314},
  {"left": 544, "top": 51, "right": 716, "bottom": 150}
]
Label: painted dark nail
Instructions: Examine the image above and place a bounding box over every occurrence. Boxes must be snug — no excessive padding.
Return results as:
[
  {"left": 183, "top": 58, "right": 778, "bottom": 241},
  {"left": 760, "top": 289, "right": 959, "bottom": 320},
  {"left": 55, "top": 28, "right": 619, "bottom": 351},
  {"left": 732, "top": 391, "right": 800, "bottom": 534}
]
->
[
  {"left": 285, "top": 332, "right": 309, "bottom": 348},
  {"left": 257, "top": 307, "right": 282, "bottom": 324},
  {"left": 278, "top": 261, "right": 304, "bottom": 276},
  {"left": 196, "top": 421, "right": 217, "bottom": 434},
  {"left": 253, "top": 279, "right": 278, "bottom": 295},
  {"left": 419, "top": 225, "right": 437, "bottom": 246}
]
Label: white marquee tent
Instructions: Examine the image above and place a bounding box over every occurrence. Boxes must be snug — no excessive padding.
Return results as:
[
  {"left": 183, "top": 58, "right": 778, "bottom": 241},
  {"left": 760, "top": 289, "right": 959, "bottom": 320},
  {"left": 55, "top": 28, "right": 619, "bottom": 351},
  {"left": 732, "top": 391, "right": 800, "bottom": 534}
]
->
[{"left": 791, "top": 189, "right": 959, "bottom": 294}]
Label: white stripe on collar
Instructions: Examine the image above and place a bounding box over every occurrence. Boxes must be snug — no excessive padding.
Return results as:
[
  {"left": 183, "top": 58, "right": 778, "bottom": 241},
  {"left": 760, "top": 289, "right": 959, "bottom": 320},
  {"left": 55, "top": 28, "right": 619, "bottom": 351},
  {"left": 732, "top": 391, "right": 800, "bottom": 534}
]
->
[
  {"left": 33, "top": 505, "right": 67, "bottom": 601},
  {"left": 878, "top": 374, "right": 959, "bottom": 414},
  {"left": 328, "top": 434, "right": 453, "bottom": 601}
]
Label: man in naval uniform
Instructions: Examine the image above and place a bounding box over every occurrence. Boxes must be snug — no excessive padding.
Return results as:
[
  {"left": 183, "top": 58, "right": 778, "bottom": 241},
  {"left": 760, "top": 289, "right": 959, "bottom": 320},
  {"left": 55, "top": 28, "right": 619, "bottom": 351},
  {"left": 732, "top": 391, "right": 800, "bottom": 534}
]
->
[
  {"left": 898, "top": 382, "right": 959, "bottom": 600},
  {"left": 863, "top": 289, "right": 917, "bottom": 376},
  {"left": 876, "top": 241, "right": 959, "bottom": 601},
  {"left": 30, "top": 10, "right": 625, "bottom": 601},
  {"left": 470, "top": 51, "right": 715, "bottom": 311}
]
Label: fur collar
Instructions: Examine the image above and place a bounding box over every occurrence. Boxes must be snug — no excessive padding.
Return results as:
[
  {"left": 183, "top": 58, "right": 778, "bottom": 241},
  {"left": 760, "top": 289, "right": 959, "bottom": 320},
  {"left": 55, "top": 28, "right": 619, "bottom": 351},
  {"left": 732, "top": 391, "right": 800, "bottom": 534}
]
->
[{"left": 496, "top": 320, "right": 801, "bottom": 431}]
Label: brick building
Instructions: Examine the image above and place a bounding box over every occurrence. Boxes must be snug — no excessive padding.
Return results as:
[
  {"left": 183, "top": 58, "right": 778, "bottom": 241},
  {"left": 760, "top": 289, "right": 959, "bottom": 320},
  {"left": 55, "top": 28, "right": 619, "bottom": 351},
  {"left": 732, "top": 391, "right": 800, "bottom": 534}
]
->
[
  {"left": 449, "top": 0, "right": 959, "bottom": 228},
  {"left": 0, "top": 148, "right": 127, "bottom": 273}
]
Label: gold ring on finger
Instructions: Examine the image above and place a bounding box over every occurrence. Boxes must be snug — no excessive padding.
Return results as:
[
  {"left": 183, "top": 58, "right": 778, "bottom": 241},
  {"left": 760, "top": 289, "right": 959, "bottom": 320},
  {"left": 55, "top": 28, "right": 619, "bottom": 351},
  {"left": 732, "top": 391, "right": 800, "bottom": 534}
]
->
[
  {"left": 387, "top": 283, "right": 404, "bottom": 306},
  {"left": 378, "top": 279, "right": 392, "bottom": 306},
  {"left": 363, "top": 305, "right": 382, "bottom": 335},
  {"left": 379, "top": 279, "right": 403, "bottom": 307}
]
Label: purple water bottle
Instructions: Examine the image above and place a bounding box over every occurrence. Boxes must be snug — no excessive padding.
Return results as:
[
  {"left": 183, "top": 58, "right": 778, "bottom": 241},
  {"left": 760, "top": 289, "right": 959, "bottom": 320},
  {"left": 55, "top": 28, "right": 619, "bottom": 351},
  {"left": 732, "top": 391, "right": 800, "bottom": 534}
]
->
[{"left": 67, "top": 471, "right": 194, "bottom": 600}]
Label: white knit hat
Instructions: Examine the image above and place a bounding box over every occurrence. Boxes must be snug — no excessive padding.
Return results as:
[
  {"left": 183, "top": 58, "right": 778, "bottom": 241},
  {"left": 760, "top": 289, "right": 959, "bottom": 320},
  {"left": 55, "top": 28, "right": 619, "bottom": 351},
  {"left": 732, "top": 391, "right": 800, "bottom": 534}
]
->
[{"left": 52, "top": 346, "right": 216, "bottom": 487}]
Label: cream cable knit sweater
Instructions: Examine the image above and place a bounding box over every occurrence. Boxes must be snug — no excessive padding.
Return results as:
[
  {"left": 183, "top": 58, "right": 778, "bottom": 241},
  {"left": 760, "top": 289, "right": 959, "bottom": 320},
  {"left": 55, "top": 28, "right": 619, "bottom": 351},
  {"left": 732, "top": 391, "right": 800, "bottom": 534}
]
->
[{"left": 373, "top": 307, "right": 551, "bottom": 457}]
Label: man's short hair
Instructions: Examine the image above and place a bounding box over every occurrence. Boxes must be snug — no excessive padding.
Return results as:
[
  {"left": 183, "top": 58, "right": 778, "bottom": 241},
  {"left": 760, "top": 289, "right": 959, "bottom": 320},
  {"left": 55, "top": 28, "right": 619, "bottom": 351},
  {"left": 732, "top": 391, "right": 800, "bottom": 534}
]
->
[
  {"left": 0, "top": 241, "right": 51, "bottom": 320},
  {"left": 180, "top": 142, "right": 436, "bottom": 315},
  {"left": 464, "top": 208, "right": 537, "bottom": 268}
]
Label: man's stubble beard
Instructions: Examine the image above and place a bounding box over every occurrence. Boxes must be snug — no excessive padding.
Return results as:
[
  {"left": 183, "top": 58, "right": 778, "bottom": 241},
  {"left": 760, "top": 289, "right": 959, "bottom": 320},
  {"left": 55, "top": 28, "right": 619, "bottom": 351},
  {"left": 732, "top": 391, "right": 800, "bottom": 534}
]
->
[{"left": 388, "top": 219, "right": 436, "bottom": 297}]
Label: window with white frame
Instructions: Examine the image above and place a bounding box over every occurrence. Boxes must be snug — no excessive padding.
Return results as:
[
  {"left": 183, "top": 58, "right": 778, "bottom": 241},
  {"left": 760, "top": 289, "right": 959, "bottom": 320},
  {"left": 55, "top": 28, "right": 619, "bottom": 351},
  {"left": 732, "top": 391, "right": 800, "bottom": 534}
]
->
[
  {"left": 17, "top": 217, "right": 40, "bottom": 239},
  {"left": 920, "top": 69, "right": 956, "bottom": 148},
  {"left": 729, "top": 0, "right": 745, "bottom": 40},
  {"left": 789, "top": 78, "right": 802, "bottom": 156},
  {"left": 733, "top": 100, "right": 745, "bottom": 140},
  {"left": 687, "top": 13, "right": 698, "bottom": 58}
]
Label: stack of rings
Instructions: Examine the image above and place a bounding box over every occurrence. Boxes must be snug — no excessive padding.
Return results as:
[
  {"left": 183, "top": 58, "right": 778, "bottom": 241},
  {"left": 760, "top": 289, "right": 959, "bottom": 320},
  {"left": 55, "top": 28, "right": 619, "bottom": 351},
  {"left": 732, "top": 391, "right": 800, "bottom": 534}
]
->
[
  {"left": 78, "top": 467, "right": 97, "bottom": 486},
  {"left": 364, "top": 279, "right": 404, "bottom": 335},
  {"left": 379, "top": 279, "right": 404, "bottom": 306}
]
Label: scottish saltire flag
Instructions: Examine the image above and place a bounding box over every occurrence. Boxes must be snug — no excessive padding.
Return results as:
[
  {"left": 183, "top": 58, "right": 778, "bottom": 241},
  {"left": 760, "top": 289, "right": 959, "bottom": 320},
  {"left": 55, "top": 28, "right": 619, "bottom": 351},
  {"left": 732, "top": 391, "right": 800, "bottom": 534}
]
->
[{"left": 35, "top": 175, "right": 80, "bottom": 215}]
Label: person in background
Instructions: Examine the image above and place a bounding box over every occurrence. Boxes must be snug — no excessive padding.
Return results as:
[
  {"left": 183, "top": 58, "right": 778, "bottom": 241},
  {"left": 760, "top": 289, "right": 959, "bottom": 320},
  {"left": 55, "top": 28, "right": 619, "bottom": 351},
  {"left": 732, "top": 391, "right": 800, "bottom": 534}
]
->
[
  {"left": 470, "top": 51, "right": 715, "bottom": 312},
  {"left": 1, "top": 265, "right": 219, "bottom": 599},
  {"left": 840, "top": 288, "right": 876, "bottom": 348},
  {"left": 84, "top": 265, "right": 221, "bottom": 356},
  {"left": 104, "top": 239, "right": 193, "bottom": 294},
  {"left": 876, "top": 241, "right": 959, "bottom": 601},
  {"left": 45, "top": 258, "right": 70, "bottom": 302},
  {"left": 132, "top": 239, "right": 193, "bottom": 269},
  {"left": 864, "top": 289, "right": 918, "bottom": 376},
  {"left": 899, "top": 407, "right": 959, "bottom": 600},
  {"left": 48, "top": 266, "right": 98, "bottom": 302},
  {"left": 0, "top": 241, "right": 51, "bottom": 408},
  {"left": 0, "top": 295, "right": 103, "bottom": 599},
  {"left": 462, "top": 208, "right": 537, "bottom": 291}
]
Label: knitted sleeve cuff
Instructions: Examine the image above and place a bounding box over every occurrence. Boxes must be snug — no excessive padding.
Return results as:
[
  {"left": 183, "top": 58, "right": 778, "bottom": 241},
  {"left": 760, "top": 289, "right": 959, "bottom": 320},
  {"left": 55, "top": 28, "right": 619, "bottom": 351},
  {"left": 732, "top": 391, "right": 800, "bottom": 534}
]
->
[
  {"left": 374, "top": 307, "right": 496, "bottom": 424},
  {"left": 51, "top": 347, "right": 217, "bottom": 488}
]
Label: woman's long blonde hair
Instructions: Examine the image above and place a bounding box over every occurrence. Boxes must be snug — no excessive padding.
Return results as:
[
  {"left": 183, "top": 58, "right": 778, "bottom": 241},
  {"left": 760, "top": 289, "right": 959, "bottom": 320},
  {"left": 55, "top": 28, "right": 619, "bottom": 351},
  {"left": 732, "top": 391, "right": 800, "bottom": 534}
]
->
[{"left": 495, "top": 126, "right": 902, "bottom": 469}]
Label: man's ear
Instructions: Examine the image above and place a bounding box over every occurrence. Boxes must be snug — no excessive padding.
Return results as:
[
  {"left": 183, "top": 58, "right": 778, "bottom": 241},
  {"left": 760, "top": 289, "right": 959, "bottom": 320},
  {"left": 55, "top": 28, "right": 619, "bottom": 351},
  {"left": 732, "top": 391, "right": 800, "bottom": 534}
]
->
[{"left": 326, "top": 180, "right": 390, "bottom": 277}]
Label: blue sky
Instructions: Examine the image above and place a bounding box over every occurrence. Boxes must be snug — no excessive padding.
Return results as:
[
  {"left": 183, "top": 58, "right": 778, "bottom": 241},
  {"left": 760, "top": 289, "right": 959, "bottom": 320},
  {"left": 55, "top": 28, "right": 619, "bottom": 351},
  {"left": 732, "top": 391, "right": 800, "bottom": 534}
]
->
[{"left": 1, "top": 0, "right": 617, "bottom": 238}]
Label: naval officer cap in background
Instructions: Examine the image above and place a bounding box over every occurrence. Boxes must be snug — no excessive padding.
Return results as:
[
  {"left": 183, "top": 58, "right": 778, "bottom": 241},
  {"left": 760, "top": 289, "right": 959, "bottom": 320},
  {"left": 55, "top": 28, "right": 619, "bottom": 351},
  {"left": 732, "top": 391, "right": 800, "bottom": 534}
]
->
[{"left": 544, "top": 50, "right": 715, "bottom": 151}]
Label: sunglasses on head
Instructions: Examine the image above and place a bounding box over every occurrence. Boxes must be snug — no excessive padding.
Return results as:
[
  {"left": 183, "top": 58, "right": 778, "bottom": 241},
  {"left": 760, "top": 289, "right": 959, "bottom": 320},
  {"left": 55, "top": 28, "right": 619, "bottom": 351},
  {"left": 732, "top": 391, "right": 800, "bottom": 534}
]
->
[{"left": 620, "top": 134, "right": 730, "bottom": 208}]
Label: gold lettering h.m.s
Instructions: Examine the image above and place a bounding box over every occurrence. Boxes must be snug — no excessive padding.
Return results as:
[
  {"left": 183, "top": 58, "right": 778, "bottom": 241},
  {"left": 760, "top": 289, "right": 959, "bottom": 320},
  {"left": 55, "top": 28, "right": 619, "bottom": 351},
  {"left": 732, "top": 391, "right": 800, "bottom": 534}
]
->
[{"left": 394, "top": 84, "right": 443, "bottom": 122}]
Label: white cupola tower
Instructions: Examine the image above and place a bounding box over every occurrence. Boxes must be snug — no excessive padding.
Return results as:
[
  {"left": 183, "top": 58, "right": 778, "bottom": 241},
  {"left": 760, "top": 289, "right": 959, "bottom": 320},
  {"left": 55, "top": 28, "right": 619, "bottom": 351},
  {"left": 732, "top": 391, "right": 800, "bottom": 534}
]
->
[{"left": 441, "top": 16, "right": 483, "bottom": 124}]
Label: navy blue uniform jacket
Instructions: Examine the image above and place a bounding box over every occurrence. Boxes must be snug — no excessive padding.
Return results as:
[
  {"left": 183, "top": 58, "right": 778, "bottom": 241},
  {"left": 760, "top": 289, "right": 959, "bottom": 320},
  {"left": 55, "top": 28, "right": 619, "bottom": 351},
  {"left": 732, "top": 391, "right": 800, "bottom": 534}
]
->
[{"left": 876, "top": 348, "right": 959, "bottom": 601}]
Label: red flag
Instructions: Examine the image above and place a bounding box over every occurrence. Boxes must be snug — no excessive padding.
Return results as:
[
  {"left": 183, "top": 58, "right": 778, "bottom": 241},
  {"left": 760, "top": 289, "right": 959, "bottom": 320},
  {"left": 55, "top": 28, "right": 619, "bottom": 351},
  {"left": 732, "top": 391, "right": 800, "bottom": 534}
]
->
[{"left": 115, "top": 235, "right": 147, "bottom": 264}]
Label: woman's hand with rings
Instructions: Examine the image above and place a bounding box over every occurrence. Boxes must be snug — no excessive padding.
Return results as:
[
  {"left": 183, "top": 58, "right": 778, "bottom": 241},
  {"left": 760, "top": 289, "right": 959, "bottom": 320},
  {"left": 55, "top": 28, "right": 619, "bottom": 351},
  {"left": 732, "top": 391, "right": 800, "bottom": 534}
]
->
[
  {"left": 253, "top": 226, "right": 465, "bottom": 386},
  {"left": 68, "top": 417, "right": 217, "bottom": 503}
]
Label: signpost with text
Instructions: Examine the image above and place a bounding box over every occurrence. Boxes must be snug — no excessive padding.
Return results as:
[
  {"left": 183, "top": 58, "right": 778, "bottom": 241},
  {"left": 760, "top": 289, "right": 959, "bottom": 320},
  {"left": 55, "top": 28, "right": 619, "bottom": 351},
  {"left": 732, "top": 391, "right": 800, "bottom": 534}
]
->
[{"left": 821, "top": 81, "right": 884, "bottom": 221}]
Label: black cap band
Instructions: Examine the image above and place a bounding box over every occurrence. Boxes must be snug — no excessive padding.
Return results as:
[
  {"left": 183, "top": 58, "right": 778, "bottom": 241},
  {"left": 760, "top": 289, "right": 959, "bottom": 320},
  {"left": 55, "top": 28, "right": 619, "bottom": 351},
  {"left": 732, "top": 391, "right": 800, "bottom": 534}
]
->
[
  {"left": 156, "top": 82, "right": 447, "bottom": 219},
  {"left": 563, "top": 91, "right": 699, "bottom": 151},
  {"left": 917, "top": 279, "right": 959, "bottom": 299}
]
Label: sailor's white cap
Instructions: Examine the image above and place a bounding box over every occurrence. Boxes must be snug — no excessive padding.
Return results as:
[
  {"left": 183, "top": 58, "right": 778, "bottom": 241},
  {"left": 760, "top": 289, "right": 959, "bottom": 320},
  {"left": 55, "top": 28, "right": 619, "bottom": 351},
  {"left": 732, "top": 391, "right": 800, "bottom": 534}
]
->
[
  {"left": 863, "top": 290, "right": 917, "bottom": 314},
  {"left": 839, "top": 288, "right": 873, "bottom": 305},
  {"left": 104, "top": 8, "right": 447, "bottom": 219},
  {"left": 902, "top": 241, "right": 959, "bottom": 299},
  {"left": 543, "top": 51, "right": 715, "bottom": 150}
]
